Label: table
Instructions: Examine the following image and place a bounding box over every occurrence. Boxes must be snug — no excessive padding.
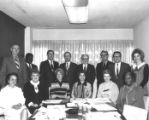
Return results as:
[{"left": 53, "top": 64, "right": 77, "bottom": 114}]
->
[{"left": 29, "top": 98, "right": 126, "bottom": 120}]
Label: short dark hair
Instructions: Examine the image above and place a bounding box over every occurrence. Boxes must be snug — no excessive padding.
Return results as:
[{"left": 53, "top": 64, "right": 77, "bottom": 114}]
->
[
  {"left": 131, "top": 48, "right": 145, "bottom": 62},
  {"left": 64, "top": 51, "right": 71, "bottom": 57},
  {"left": 103, "top": 69, "right": 112, "bottom": 78},
  {"left": 31, "top": 70, "right": 40, "bottom": 76},
  {"left": 5, "top": 73, "right": 18, "bottom": 85},
  {"left": 124, "top": 71, "right": 136, "bottom": 83},
  {"left": 47, "top": 50, "right": 54, "bottom": 55},
  {"left": 100, "top": 50, "right": 108, "bottom": 56},
  {"left": 113, "top": 51, "right": 122, "bottom": 58},
  {"left": 26, "top": 53, "right": 33, "bottom": 58}
]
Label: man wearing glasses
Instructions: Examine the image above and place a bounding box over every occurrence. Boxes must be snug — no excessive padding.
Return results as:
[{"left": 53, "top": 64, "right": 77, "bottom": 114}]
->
[
  {"left": 96, "top": 50, "right": 113, "bottom": 88},
  {"left": 109, "top": 51, "right": 131, "bottom": 89},
  {"left": 76, "top": 54, "right": 95, "bottom": 86}
]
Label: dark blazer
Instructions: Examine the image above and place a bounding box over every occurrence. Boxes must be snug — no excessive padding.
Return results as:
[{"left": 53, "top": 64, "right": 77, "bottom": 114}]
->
[
  {"left": 96, "top": 61, "right": 113, "bottom": 87},
  {"left": 60, "top": 62, "right": 78, "bottom": 91},
  {"left": 109, "top": 62, "right": 131, "bottom": 89},
  {"left": 76, "top": 64, "right": 96, "bottom": 86},
  {"left": 0, "top": 56, "right": 27, "bottom": 88},
  {"left": 39, "top": 60, "right": 59, "bottom": 86},
  {"left": 23, "top": 81, "right": 48, "bottom": 114},
  {"left": 26, "top": 63, "right": 38, "bottom": 81}
]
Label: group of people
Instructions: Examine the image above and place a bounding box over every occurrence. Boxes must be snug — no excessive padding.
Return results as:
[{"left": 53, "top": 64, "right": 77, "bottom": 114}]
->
[{"left": 0, "top": 44, "right": 148, "bottom": 120}]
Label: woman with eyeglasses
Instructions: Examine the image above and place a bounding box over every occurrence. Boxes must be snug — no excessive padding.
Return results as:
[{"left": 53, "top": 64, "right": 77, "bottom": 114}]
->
[{"left": 97, "top": 69, "right": 119, "bottom": 104}]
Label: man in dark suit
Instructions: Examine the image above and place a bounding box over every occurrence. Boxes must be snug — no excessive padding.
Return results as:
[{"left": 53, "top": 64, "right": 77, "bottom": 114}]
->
[
  {"left": 25, "top": 53, "right": 38, "bottom": 81},
  {"left": 96, "top": 50, "right": 113, "bottom": 88},
  {"left": 40, "top": 50, "right": 59, "bottom": 88},
  {"left": 109, "top": 51, "right": 131, "bottom": 89},
  {"left": 76, "top": 54, "right": 95, "bottom": 86},
  {"left": 60, "top": 52, "right": 77, "bottom": 91},
  {"left": 0, "top": 44, "right": 27, "bottom": 88}
]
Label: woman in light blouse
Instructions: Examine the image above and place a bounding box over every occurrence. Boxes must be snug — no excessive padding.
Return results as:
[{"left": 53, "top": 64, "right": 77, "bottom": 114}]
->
[
  {"left": 72, "top": 71, "right": 92, "bottom": 98},
  {"left": 97, "top": 69, "right": 119, "bottom": 104},
  {"left": 0, "top": 73, "right": 28, "bottom": 120}
]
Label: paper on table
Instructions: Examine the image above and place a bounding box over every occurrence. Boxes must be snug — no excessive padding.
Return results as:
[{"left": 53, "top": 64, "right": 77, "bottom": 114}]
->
[
  {"left": 85, "top": 111, "right": 121, "bottom": 120},
  {"left": 42, "top": 99, "right": 62, "bottom": 104},
  {"left": 92, "top": 103, "right": 117, "bottom": 111}
]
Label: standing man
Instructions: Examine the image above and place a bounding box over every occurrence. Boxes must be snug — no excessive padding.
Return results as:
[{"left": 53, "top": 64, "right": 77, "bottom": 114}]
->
[
  {"left": 109, "top": 51, "right": 131, "bottom": 89},
  {"left": 0, "top": 44, "right": 27, "bottom": 88},
  {"left": 60, "top": 52, "right": 78, "bottom": 91},
  {"left": 40, "top": 50, "right": 59, "bottom": 87},
  {"left": 96, "top": 50, "right": 113, "bottom": 88},
  {"left": 25, "top": 53, "right": 38, "bottom": 81},
  {"left": 76, "top": 54, "right": 95, "bottom": 86}
]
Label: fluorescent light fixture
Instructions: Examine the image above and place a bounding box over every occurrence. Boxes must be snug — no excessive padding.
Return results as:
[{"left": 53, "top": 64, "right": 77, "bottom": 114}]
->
[{"left": 62, "top": 0, "right": 88, "bottom": 24}]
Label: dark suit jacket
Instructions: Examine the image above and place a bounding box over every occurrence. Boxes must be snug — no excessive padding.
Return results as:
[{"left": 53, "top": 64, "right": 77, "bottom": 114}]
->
[
  {"left": 0, "top": 56, "right": 27, "bottom": 88},
  {"left": 76, "top": 64, "right": 96, "bottom": 86},
  {"left": 60, "top": 62, "right": 78, "bottom": 91},
  {"left": 96, "top": 61, "right": 114, "bottom": 87},
  {"left": 39, "top": 60, "right": 59, "bottom": 87},
  {"left": 23, "top": 81, "right": 48, "bottom": 113},
  {"left": 109, "top": 62, "right": 131, "bottom": 89},
  {"left": 26, "top": 63, "right": 38, "bottom": 81}
]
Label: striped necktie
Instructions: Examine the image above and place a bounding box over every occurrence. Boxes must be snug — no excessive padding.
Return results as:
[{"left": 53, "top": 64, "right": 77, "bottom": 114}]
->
[{"left": 14, "top": 57, "right": 20, "bottom": 70}]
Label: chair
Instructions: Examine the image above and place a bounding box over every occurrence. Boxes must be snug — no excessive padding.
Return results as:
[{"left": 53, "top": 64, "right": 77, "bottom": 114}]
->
[
  {"left": 144, "top": 96, "right": 149, "bottom": 112},
  {"left": 144, "top": 96, "right": 149, "bottom": 120},
  {"left": 123, "top": 104, "right": 147, "bottom": 120}
]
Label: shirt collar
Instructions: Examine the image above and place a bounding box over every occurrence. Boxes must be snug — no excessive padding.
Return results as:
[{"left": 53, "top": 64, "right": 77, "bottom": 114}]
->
[{"left": 132, "top": 62, "right": 146, "bottom": 69}]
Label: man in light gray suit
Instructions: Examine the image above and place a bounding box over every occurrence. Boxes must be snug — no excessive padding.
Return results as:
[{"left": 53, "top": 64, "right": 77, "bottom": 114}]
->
[{"left": 0, "top": 44, "right": 27, "bottom": 88}]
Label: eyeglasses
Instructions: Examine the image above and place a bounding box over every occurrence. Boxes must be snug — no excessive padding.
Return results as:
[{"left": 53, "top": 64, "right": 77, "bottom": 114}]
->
[{"left": 113, "top": 56, "right": 121, "bottom": 58}]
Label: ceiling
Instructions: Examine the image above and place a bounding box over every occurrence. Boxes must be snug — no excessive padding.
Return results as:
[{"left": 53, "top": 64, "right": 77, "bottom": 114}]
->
[{"left": 0, "top": 0, "right": 149, "bottom": 29}]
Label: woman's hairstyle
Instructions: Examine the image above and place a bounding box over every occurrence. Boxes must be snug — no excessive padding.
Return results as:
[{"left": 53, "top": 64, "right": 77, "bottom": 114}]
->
[
  {"left": 103, "top": 69, "right": 112, "bottom": 77},
  {"left": 131, "top": 48, "right": 145, "bottom": 62},
  {"left": 31, "top": 70, "right": 40, "bottom": 76},
  {"left": 124, "top": 71, "right": 136, "bottom": 83},
  {"left": 78, "top": 71, "right": 86, "bottom": 78},
  {"left": 5, "top": 72, "right": 18, "bottom": 85},
  {"left": 55, "top": 68, "right": 65, "bottom": 77}
]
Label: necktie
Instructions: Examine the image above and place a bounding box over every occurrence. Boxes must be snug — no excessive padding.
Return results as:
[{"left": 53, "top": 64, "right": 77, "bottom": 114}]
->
[
  {"left": 103, "top": 63, "right": 106, "bottom": 68},
  {"left": 50, "top": 61, "right": 54, "bottom": 69},
  {"left": 29, "top": 64, "right": 32, "bottom": 70},
  {"left": 84, "top": 64, "right": 87, "bottom": 71},
  {"left": 14, "top": 57, "right": 20, "bottom": 70},
  {"left": 81, "top": 84, "right": 84, "bottom": 98},
  {"left": 66, "top": 62, "right": 69, "bottom": 70},
  {"left": 116, "top": 63, "right": 119, "bottom": 76}
]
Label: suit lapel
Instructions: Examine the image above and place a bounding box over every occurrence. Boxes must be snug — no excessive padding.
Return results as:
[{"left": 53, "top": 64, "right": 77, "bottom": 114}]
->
[{"left": 10, "top": 57, "right": 19, "bottom": 70}]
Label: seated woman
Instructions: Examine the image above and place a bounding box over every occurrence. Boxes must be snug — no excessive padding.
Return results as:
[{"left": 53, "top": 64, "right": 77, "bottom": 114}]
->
[
  {"left": 116, "top": 71, "right": 145, "bottom": 111},
  {"left": 97, "top": 69, "right": 119, "bottom": 104},
  {"left": 49, "top": 68, "right": 70, "bottom": 99},
  {"left": 23, "top": 70, "right": 48, "bottom": 114},
  {"left": 0, "top": 73, "right": 28, "bottom": 120},
  {"left": 71, "top": 71, "right": 92, "bottom": 98}
]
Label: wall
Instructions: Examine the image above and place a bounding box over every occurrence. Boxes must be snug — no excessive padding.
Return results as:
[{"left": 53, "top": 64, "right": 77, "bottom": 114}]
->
[
  {"left": 33, "top": 29, "right": 133, "bottom": 40},
  {"left": 134, "top": 16, "right": 149, "bottom": 63},
  {"left": 0, "top": 11, "right": 25, "bottom": 67},
  {"left": 0, "top": 11, "right": 25, "bottom": 57}
]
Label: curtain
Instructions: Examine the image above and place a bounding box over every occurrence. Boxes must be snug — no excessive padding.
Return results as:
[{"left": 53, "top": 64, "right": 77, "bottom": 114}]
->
[{"left": 31, "top": 40, "right": 134, "bottom": 67}]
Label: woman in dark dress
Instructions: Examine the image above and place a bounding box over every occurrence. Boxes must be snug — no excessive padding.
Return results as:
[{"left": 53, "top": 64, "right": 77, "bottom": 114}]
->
[
  {"left": 23, "top": 71, "right": 48, "bottom": 114},
  {"left": 131, "top": 48, "right": 149, "bottom": 95}
]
